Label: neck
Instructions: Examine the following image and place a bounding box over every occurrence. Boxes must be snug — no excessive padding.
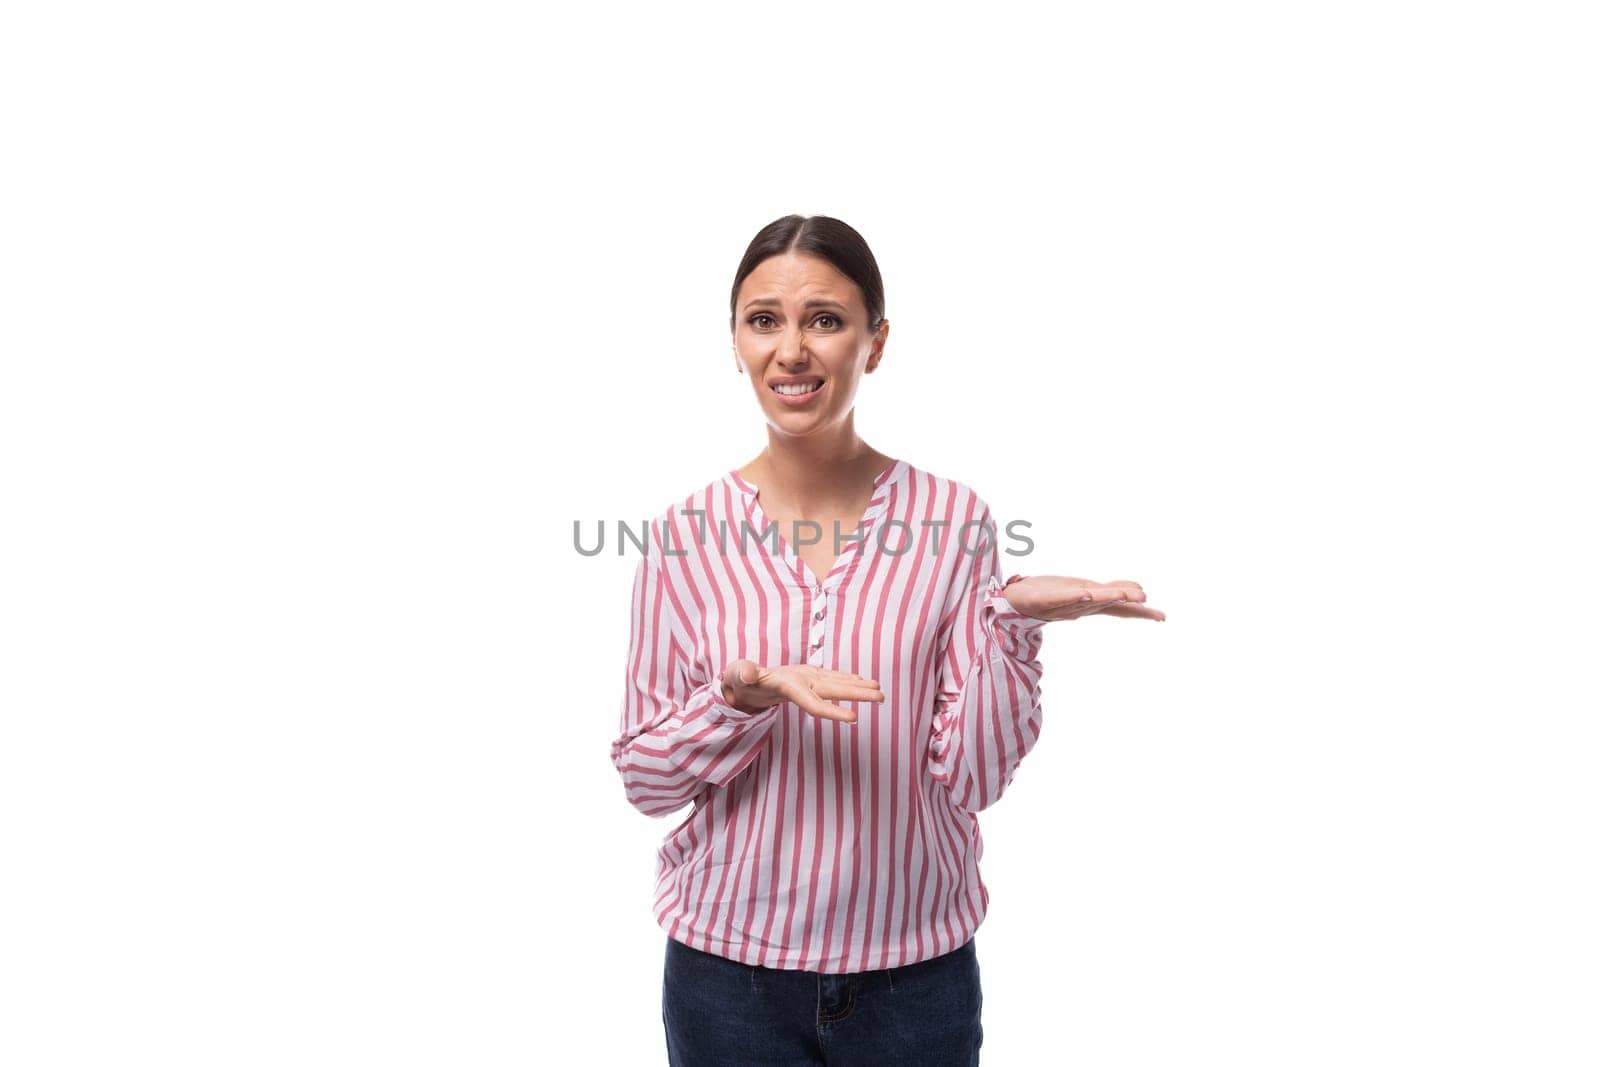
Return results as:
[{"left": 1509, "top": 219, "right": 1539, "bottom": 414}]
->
[{"left": 746, "top": 419, "right": 890, "bottom": 512}]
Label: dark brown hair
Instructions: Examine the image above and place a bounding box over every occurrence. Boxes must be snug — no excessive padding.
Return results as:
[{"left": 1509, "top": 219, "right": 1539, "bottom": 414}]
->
[{"left": 728, "top": 215, "right": 886, "bottom": 334}]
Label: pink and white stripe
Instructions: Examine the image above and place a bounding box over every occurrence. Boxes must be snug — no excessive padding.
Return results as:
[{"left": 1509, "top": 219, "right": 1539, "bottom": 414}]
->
[{"left": 610, "top": 458, "right": 1048, "bottom": 973}]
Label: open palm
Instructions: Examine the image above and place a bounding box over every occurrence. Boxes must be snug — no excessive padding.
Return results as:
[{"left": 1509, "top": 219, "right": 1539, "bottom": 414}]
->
[
  {"left": 721, "top": 659, "right": 884, "bottom": 723},
  {"left": 999, "top": 576, "right": 1166, "bottom": 623}
]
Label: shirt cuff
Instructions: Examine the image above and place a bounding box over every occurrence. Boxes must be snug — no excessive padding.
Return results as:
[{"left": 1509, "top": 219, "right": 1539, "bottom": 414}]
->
[
  {"left": 691, "top": 677, "right": 771, "bottom": 723},
  {"left": 984, "top": 574, "right": 1050, "bottom": 644}
]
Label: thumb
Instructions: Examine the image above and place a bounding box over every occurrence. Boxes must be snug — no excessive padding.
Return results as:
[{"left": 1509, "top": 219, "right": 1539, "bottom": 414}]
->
[{"left": 729, "top": 659, "right": 760, "bottom": 687}]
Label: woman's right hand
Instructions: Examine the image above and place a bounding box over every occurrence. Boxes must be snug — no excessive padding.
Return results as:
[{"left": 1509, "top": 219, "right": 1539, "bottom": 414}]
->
[{"left": 720, "top": 659, "right": 884, "bottom": 724}]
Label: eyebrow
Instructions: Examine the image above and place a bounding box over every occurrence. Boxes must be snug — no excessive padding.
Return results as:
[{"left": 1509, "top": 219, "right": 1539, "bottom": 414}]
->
[{"left": 741, "top": 297, "right": 848, "bottom": 313}]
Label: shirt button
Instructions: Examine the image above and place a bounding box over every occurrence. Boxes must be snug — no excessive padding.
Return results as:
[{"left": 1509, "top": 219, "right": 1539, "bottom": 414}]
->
[
  {"left": 813, "top": 606, "right": 826, "bottom": 621},
  {"left": 811, "top": 635, "right": 824, "bottom": 649}
]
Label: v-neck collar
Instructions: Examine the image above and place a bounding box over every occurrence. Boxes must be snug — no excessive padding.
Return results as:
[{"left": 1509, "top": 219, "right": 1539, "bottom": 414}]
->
[{"left": 725, "top": 458, "right": 908, "bottom": 592}]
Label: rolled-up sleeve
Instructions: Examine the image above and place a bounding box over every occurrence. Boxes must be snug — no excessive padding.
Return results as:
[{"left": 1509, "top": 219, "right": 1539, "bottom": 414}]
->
[
  {"left": 610, "top": 540, "right": 779, "bottom": 818},
  {"left": 927, "top": 506, "right": 1049, "bottom": 813}
]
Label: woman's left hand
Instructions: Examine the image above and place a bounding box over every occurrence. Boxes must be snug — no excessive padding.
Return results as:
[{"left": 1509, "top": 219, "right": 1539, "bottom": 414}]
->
[{"left": 999, "top": 576, "right": 1166, "bottom": 622}]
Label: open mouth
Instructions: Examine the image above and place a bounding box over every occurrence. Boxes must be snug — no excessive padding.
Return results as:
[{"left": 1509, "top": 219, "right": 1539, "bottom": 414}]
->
[{"left": 771, "top": 379, "right": 823, "bottom": 396}]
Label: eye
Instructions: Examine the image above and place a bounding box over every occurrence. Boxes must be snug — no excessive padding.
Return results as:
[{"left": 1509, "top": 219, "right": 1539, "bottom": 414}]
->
[
  {"left": 814, "top": 314, "right": 841, "bottom": 329},
  {"left": 750, "top": 313, "right": 776, "bottom": 329}
]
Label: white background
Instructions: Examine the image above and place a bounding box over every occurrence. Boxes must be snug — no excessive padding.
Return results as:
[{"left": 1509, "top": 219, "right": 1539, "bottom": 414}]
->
[{"left": 3, "top": 2, "right": 1596, "bottom": 1064}]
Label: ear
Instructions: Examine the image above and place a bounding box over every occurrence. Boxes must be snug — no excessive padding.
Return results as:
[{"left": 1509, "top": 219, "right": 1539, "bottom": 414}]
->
[{"left": 865, "top": 320, "right": 889, "bottom": 373}]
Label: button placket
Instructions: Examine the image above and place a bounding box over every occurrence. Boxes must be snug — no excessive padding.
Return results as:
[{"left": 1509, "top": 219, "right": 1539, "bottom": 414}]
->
[
  {"left": 808, "top": 518, "right": 862, "bottom": 665},
  {"left": 808, "top": 586, "right": 828, "bottom": 665}
]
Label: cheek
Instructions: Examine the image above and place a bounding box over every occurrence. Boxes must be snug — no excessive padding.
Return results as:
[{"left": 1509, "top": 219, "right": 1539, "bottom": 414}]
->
[
  {"left": 813, "top": 337, "right": 862, "bottom": 371},
  {"left": 830, "top": 350, "right": 870, "bottom": 383}
]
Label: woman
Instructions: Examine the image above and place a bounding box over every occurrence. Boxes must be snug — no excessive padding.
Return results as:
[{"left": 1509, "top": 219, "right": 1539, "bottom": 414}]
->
[{"left": 610, "top": 215, "right": 1164, "bottom": 1065}]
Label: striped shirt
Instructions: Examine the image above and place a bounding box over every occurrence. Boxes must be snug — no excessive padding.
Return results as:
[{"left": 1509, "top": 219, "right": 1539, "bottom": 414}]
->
[{"left": 610, "top": 457, "right": 1048, "bottom": 973}]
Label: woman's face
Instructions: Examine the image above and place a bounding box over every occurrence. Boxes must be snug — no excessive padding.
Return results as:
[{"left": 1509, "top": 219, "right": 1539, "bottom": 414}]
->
[{"left": 732, "top": 252, "right": 886, "bottom": 435}]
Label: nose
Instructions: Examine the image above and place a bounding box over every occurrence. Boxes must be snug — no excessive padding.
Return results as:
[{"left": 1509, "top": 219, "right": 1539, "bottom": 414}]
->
[{"left": 775, "top": 325, "right": 808, "bottom": 367}]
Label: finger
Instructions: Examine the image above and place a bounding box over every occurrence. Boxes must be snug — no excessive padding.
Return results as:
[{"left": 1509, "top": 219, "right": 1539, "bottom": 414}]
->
[
  {"left": 1101, "top": 580, "right": 1146, "bottom": 602},
  {"left": 1038, "top": 596, "right": 1111, "bottom": 621},
  {"left": 1096, "top": 602, "right": 1166, "bottom": 621},
  {"left": 1047, "top": 604, "right": 1103, "bottom": 621},
  {"left": 819, "top": 669, "right": 881, "bottom": 687},
  {"left": 816, "top": 677, "right": 884, "bottom": 694},
  {"left": 796, "top": 692, "right": 859, "bottom": 724},
  {"left": 814, "top": 681, "right": 885, "bottom": 702},
  {"left": 1075, "top": 585, "right": 1138, "bottom": 604}
]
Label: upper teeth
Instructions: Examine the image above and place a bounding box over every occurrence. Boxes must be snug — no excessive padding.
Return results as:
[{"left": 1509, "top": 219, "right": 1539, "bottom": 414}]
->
[{"left": 775, "top": 381, "right": 821, "bottom": 395}]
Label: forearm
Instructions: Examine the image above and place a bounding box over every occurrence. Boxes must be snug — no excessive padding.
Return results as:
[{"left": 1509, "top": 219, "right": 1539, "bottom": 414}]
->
[
  {"left": 928, "top": 597, "right": 1048, "bottom": 812},
  {"left": 612, "top": 677, "right": 778, "bottom": 817}
]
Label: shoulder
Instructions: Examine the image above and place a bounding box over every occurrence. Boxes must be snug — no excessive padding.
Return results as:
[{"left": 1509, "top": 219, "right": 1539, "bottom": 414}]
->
[
  {"left": 632, "top": 468, "right": 745, "bottom": 570},
  {"left": 896, "top": 460, "right": 995, "bottom": 524}
]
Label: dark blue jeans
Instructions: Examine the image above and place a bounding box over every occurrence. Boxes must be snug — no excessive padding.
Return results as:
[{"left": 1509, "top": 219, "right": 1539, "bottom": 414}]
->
[{"left": 661, "top": 935, "right": 983, "bottom": 1066}]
